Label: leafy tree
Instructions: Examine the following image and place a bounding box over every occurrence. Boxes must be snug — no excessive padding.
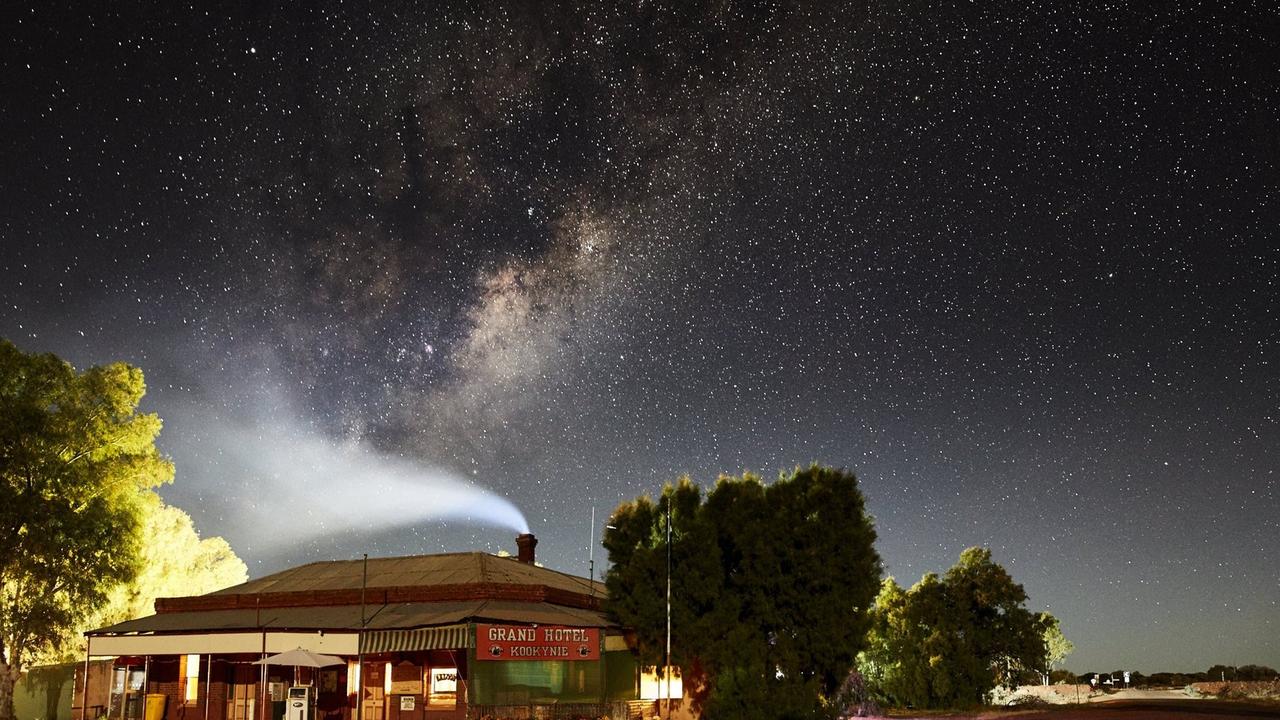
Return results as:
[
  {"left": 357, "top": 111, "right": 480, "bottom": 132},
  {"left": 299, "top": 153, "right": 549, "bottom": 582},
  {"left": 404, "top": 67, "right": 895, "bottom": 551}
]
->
[
  {"left": 856, "top": 577, "right": 930, "bottom": 706},
  {"left": 1206, "top": 664, "right": 1234, "bottom": 681},
  {"left": 604, "top": 466, "right": 881, "bottom": 720},
  {"left": 35, "top": 498, "right": 249, "bottom": 664},
  {"left": 1036, "top": 612, "right": 1073, "bottom": 684},
  {"left": 0, "top": 341, "right": 174, "bottom": 720},
  {"left": 1203, "top": 664, "right": 1278, "bottom": 682},
  {"left": 1147, "top": 671, "right": 1197, "bottom": 687},
  {"left": 1235, "top": 664, "right": 1278, "bottom": 681},
  {"left": 859, "top": 548, "right": 1050, "bottom": 709},
  {"left": 107, "top": 500, "right": 246, "bottom": 619},
  {"left": 1047, "top": 669, "right": 1078, "bottom": 685}
]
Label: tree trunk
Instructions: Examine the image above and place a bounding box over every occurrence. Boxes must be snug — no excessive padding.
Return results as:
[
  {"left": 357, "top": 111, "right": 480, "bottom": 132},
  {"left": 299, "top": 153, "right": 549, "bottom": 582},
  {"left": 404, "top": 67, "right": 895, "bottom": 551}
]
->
[{"left": 0, "top": 653, "right": 21, "bottom": 720}]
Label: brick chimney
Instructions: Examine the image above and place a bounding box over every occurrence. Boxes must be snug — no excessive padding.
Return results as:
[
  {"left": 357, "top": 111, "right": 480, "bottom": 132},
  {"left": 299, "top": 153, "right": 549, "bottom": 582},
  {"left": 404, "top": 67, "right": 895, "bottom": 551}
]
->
[{"left": 516, "top": 533, "right": 537, "bottom": 564}]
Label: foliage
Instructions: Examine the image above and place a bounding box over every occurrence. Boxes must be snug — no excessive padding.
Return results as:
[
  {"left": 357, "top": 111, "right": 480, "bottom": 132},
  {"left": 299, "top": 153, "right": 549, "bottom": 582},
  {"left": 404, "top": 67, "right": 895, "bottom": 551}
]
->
[
  {"left": 1205, "top": 664, "right": 1279, "bottom": 682},
  {"left": 1036, "top": 612, "right": 1073, "bottom": 683},
  {"left": 858, "top": 547, "right": 1049, "bottom": 709},
  {"left": 113, "top": 500, "right": 247, "bottom": 619},
  {"left": 1234, "top": 665, "right": 1278, "bottom": 681},
  {"left": 0, "top": 340, "right": 174, "bottom": 720},
  {"left": 1040, "top": 613, "right": 1073, "bottom": 668},
  {"left": 603, "top": 465, "right": 881, "bottom": 720},
  {"left": 1047, "top": 668, "right": 1078, "bottom": 684},
  {"left": 1145, "top": 671, "right": 1199, "bottom": 686},
  {"left": 36, "top": 498, "right": 249, "bottom": 664},
  {"left": 1205, "top": 664, "right": 1233, "bottom": 681}
]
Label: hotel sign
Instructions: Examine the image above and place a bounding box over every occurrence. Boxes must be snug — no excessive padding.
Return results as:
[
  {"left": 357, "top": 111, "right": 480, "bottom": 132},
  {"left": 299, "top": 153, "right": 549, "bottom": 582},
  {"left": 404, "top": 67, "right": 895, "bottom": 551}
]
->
[{"left": 476, "top": 624, "right": 600, "bottom": 661}]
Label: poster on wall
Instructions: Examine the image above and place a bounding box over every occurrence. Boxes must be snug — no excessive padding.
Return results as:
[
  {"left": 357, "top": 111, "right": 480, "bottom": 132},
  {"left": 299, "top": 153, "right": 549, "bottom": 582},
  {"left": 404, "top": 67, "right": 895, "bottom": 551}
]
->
[
  {"left": 426, "top": 666, "right": 457, "bottom": 711},
  {"left": 399, "top": 696, "right": 415, "bottom": 712},
  {"left": 475, "top": 624, "right": 600, "bottom": 661},
  {"left": 430, "top": 669, "right": 457, "bottom": 694}
]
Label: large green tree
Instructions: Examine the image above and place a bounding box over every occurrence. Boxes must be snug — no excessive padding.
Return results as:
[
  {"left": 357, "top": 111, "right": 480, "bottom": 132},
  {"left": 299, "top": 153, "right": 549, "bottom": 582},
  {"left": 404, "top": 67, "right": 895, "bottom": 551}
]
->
[
  {"left": 604, "top": 465, "right": 881, "bottom": 720},
  {"left": 859, "top": 547, "right": 1051, "bottom": 709},
  {"left": 0, "top": 341, "right": 174, "bottom": 720},
  {"left": 34, "top": 498, "right": 249, "bottom": 665},
  {"left": 99, "top": 499, "right": 247, "bottom": 626}
]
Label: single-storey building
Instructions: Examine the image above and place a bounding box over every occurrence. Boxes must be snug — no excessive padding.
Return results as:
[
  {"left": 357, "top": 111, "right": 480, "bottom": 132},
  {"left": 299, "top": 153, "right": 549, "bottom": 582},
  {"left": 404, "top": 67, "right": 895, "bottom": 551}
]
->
[{"left": 78, "top": 535, "right": 646, "bottom": 720}]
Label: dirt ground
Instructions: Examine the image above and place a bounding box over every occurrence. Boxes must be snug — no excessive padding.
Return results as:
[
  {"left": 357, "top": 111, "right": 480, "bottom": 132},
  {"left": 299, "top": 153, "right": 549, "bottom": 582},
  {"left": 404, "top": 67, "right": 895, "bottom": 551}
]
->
[{"left": 876, "top": 689, "right": 1280, "bottom": 720}]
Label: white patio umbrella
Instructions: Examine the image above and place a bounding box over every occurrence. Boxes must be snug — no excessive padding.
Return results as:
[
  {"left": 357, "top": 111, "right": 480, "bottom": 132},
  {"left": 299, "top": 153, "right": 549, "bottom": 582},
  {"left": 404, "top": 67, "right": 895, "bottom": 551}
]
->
[
  {"left": 254, "top": 648, "right": 346, "bottom": 668},
  {"left": 254, "top": 647, "right": 346, "bottom": 687}
]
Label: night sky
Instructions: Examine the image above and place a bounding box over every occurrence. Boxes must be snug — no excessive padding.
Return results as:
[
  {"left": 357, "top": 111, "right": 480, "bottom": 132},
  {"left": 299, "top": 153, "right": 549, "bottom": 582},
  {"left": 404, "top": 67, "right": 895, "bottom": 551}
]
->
[{"left": 2, "top": 2, "right": 1276, "bottom": 673}]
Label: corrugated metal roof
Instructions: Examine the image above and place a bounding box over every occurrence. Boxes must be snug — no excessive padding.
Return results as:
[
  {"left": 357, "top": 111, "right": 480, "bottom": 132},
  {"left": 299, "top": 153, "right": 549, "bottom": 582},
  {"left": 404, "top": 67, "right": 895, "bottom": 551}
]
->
[
  {"left": 208, "top": 552, "right": 601, "bottom": 598},
  {"left": 91, "top": 600, "right": 616, "bottom": 636}
]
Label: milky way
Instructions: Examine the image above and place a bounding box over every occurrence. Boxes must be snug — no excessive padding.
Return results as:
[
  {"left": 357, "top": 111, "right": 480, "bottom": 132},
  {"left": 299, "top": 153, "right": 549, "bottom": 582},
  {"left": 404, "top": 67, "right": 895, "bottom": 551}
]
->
[{"left": 2, "top": 2, "right": 1276, "bottom": 672}]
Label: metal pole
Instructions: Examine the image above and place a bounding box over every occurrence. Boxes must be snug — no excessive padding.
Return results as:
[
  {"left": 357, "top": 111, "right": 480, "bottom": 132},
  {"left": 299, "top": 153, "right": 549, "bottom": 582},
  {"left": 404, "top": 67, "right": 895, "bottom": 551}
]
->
[
  {"left": 259, "top": 622, "right": 268, "bottom": 720},
  {"left": 81, "top": 637, "right": 91, "bottom": 720},
  {"left": 665, "top": 506, "right": 673, "bottom": 718},
  {"left": 204, "top": 655, "right": 211, "bottom": 720},
  {"left": 357, "top": 554, "right": 367, "bottom": 720},
  {"left": 589, "top": 507, "right": 596, "bottom": 596}
]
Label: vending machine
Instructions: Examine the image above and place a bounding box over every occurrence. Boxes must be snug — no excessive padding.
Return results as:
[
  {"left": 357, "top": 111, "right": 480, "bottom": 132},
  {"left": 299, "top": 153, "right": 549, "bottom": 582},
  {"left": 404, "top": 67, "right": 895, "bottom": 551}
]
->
[{"left": 285, "top": 686, "right": 315, "bottom": 720}]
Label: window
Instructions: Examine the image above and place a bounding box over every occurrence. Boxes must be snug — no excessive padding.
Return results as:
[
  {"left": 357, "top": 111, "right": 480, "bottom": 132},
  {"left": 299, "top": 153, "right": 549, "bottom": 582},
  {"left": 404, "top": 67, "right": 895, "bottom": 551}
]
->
[
  {"left": 181, "top": 655, "right": 201, "bottom": 703},
  {"left": 427, "top": 668, "right": 457, "bottom": 709}
]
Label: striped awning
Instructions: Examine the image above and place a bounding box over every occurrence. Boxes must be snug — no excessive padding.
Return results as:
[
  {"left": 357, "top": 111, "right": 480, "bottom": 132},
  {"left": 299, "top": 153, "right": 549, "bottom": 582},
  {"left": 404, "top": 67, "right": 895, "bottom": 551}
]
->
[{"left": 363, "top": 624, "right": 473, "bottom": 653}]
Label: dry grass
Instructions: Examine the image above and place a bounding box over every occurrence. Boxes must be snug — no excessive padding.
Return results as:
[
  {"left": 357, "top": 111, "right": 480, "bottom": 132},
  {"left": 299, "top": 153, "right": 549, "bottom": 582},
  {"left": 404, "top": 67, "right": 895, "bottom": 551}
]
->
[{"left": 1186, "top": 680, "right": 1280, "bottom": 700}]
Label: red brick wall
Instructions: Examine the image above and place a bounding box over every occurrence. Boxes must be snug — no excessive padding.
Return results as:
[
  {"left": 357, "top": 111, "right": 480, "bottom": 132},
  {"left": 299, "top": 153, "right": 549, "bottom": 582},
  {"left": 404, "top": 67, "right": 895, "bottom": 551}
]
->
[{"left": 200, "top": 674, "right": 230, "bottom": 720}]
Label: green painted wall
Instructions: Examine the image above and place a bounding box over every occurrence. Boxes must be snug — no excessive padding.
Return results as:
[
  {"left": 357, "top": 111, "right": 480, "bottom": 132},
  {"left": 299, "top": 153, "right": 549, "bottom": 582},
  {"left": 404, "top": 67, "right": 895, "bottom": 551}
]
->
[
  {"left": 467, "top": 648, "right": 638, "bottom": 705},
  {"left": 16, "top": 664, "right": 76, "bottom": 720}
]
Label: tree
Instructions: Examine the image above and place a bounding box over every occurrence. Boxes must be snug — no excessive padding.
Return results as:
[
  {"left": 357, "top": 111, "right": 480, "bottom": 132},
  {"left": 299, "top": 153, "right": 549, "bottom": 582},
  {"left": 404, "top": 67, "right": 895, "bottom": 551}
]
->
[
  {"left": 859, "top": 547, "right": 1050, "bottom": 709},
  {"left": 604, "top": 465, "right": 881, "bottom": 720},
  {"left": 1038, "top": 613, "right": 1074, "bottom": 684},
  {"left": 1206, "top": 664, "right": 1234, "bottom": 682},
  {"left": 856, "top": 577, "right": 931, "bottom": 707},
  {"left": 1048, "top": 669, "right": 1078, "bottom": 685},
  {"left": 1200, "top": 664, "right": 1279, "bottom": 682},
  {"left": 34, "top": 498, "right": 249, "bottom": 664},
  {"left": 0, "top": 341, "right": 174, "bottom": 720},
  {"left": 1235, "top": 665, "right": 1278, "bottom": 681}
]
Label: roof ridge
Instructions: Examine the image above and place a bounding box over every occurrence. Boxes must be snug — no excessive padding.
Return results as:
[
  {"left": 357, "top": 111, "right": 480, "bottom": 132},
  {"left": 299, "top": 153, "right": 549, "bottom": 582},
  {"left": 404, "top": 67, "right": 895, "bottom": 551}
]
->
[
  {"left": 222, "top": 550, "right": 597, "bottom": 597},
  {"left": 247, "top": 551, "right": 490, "bottom": 576},
  {"left": 360, "top": 550, "right": 488, "bottom": 563},
  {"left": 489, "top": 552, "right": 596, "bottom": 587}
]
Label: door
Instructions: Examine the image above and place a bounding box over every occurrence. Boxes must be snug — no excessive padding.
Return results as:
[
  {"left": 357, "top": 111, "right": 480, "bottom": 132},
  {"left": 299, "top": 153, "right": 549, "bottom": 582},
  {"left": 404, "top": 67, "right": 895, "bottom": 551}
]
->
[
  {"left": 360, "top": 663, "right": 383, "bottom": 720},
  {"left": 226, "top": 664, "right": 257, "bottom": 720}
]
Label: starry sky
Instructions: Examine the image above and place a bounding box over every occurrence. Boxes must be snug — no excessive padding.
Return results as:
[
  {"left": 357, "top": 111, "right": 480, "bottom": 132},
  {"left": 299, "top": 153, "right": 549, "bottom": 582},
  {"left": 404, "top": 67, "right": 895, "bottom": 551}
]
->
[{"left": 2, "top": 2, "right": 1276, "bottom": 673}]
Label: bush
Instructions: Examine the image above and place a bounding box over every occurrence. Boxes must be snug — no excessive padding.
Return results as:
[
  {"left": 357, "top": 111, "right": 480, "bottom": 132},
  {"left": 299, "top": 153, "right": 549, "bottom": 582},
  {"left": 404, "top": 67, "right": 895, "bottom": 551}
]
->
[{"left": 1006, "top": 695, "right": 1049, "bottom": 709}]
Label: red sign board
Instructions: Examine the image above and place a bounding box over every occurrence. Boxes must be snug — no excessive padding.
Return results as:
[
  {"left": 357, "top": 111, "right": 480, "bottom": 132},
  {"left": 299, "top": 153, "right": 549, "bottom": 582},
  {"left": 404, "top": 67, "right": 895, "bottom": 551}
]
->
[{"left": 476, "top": 624, "right": 600, "bottom": 661}]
